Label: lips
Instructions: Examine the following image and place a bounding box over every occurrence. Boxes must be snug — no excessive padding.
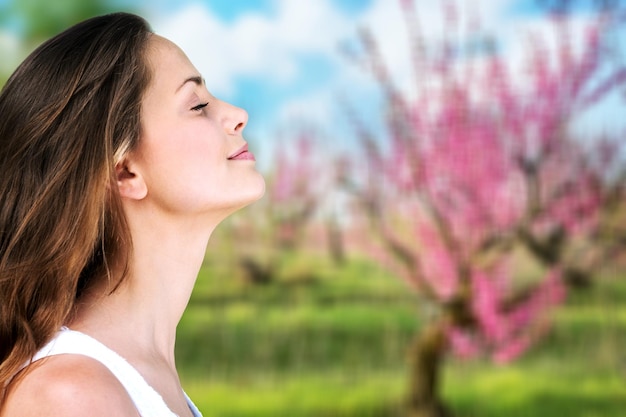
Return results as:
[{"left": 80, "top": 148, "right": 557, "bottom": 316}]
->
[{"left": 228, "top": 144, "right": 256, "bottom": 161}]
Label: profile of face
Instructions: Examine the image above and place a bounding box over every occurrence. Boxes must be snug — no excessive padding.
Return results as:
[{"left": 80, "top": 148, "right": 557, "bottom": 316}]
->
[{"left": 123, "top": 35, "right": 265, "bottom": 221}]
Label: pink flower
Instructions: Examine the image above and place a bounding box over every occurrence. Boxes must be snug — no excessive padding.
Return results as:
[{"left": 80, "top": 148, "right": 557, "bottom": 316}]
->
[{"left": 449, "top": 327, "right": 479, "bottom": 360}]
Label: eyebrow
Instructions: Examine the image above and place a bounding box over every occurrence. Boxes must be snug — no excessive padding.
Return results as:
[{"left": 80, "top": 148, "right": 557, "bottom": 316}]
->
[{"left": 176, "top": 75, "right": 205, "bottom": 93}]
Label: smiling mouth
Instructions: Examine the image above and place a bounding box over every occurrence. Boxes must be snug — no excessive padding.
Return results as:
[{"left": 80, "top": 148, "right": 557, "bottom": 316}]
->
[{"left": 228, "top": 144, "right": 256, "bottom": 161}]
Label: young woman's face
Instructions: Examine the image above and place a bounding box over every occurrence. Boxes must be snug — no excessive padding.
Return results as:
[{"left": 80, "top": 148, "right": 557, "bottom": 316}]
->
[{"left": 133, "top": 35, "right": 265, "bottom": 219}]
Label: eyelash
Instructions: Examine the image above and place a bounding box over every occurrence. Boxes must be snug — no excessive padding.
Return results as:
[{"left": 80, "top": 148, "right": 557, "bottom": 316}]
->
[{"left": 191, "top": 102, "right": 208, "bottom": 112}]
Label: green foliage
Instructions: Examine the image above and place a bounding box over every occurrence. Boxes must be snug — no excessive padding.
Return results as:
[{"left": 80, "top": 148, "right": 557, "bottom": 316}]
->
[
  {"left": 0, "top": 0, "right": 136, "bottom": 44},
  {"left": 176, "top": 249, "right": 626, "bottom": 416},
  {"left": 183, "top": 373, "right": 404, "bottom": 417},
  {"left": 177, "top": 255, "right": 419, "bottom": 378},
  {"left": 0, "top": 0, "right": 140, "bottom": 86},
  {"left": 445, "top": 366, "right": 626, "bottom": 417}
]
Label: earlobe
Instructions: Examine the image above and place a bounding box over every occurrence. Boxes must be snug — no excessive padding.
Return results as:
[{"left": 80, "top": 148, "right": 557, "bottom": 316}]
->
[{"left": 116, "top": 160, "right": 147, "bottom": 200}]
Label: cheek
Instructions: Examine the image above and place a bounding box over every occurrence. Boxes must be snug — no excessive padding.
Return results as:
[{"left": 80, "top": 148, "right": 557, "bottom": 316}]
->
[
  {"left": 139, "top": 123, "right": 228, "bottom": 209},
  {"left": 146, "top": 120, "right": 223, "bottom": 172}
]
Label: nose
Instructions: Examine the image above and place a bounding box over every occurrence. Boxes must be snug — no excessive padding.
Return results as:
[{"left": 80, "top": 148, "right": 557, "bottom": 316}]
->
[{"left": 222, "top": 100, "right": 248, "bottom": 135}]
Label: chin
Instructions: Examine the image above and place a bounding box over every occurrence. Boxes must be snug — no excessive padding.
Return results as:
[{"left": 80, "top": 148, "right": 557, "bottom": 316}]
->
[
  {"left": 242, "top": 174, "right": 266, "bottom": 205},
  {"left": 227, "top": 174, "right": 266, "bottom": 213}
]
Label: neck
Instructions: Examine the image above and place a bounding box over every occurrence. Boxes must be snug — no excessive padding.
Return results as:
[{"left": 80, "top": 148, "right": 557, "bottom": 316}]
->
[{"left": 71, "top": 209, "right": 219, "bottom": 367}]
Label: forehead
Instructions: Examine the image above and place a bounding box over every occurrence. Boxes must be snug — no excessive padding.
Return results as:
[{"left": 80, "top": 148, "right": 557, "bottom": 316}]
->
[{"left": 144, "top": 34, "right": 200, "bottom": 93}]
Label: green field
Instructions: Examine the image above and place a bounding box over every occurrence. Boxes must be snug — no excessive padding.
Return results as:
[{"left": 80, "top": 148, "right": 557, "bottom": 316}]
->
[{"left": 176, "top": 248, "right": 626, "bottom": 417}]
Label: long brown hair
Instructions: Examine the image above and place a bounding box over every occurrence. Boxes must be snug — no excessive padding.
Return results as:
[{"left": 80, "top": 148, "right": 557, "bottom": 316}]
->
[{"left": 0, "top": 12, "right": 152, "bottom": 387}]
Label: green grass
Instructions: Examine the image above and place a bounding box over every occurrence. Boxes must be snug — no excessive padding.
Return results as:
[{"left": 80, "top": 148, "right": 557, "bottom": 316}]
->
[
  {"left": 183, "top": 372, "right": 404, "bottom": 417},
  {"left": 176, "top": 250, "right": 626, "bottom": 416},
  {"left": 445, "top": 365, "right": 626, "bottom": 417}
]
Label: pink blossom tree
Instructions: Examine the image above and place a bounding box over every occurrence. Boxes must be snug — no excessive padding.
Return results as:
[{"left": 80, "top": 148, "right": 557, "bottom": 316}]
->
[
  {"left": 342, "top": 1, "right": 626, "bottom": 416},
  {"left": 236, "top": 130, "right": 323, "bottom": 284}
]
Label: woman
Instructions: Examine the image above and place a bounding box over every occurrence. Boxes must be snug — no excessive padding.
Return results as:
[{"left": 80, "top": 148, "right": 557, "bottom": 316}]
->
[{"left": 0, "top": 12, "right": 265, "bottom": 416}]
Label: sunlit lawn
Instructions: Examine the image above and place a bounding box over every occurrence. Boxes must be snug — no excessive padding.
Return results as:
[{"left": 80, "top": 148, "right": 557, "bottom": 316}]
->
[{"left": 176, "top": 244, "right": 626, "bottom": 417}]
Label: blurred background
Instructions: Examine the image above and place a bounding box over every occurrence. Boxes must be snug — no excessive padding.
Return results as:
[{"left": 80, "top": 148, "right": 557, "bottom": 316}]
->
[{"left": 2, "top": 0, "right": 626, "bottom": 416}]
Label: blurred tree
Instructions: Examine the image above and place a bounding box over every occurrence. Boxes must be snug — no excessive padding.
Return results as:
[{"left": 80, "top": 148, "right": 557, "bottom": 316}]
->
[
  {"left": 235, "top": 131, "right": 325, "bottom": 284},
  {"left": 0, "top": 0, "right": 129, "bottom": 45},
  {"left": 0, "top": 0, "right": 138, "bottom": 85},
  {"left": 343, "top": 1, "right": 626, "bottom": 416}
]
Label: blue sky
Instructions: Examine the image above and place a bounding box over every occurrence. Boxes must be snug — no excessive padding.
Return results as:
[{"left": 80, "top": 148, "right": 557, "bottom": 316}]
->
[{"left": 1, "top": 0, "right": 624, "bottom": 168}]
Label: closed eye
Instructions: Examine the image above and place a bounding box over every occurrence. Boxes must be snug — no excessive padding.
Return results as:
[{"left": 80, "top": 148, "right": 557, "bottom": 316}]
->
[{"left": 191, "top": 102, "right": 208, "bottom": 112}]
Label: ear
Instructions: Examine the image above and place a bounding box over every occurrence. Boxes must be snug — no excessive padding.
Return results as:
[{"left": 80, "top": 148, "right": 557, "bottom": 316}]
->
[{"left": 115, "top": 158, "right": 147, "bottom": 200}]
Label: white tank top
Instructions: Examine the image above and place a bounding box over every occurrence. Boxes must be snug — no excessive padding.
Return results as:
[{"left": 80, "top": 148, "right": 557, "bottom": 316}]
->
[{"left": 29, "top": 327, "right": 203, "bottom": 417}]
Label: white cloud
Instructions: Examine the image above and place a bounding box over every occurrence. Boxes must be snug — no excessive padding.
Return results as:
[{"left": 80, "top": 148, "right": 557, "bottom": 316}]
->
[
  {"left": 152, "top": 0, "right": 354, "bottom": 97},
  {"left": 275, "top": 90, "right": 335, "bottom": 134},
  {"left": 344, "top": 0, "right": 512, "bottom": 98},
  {"left": 151, "top": 4, "right": 244, "bottom": 96}
]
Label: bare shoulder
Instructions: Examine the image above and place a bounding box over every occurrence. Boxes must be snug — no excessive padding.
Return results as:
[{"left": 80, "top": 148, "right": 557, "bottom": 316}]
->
[{"left": 1, "top": 354, "right": 139, "bottom": 417}]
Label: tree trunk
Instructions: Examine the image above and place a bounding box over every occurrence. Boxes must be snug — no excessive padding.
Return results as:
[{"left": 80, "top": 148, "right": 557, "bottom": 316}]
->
[
  {"left": 327, "top": 218, "right": 345, "bottom": 266},
  {"left": 563, "top": 266, "right": 592, "bottom": 290},
  {"left": 406, "top": 317, "right": 452, "bottom": 417},
  {"left": 238, "top": 256, "right": 274, "bottom": 285}
]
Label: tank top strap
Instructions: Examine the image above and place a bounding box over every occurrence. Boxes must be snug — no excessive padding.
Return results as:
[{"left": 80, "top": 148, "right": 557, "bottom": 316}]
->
[{"left": 30, "top": 327, "right": 202, "bottom": 417}]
